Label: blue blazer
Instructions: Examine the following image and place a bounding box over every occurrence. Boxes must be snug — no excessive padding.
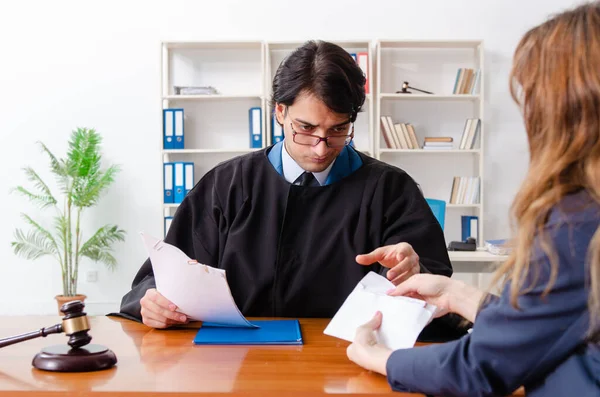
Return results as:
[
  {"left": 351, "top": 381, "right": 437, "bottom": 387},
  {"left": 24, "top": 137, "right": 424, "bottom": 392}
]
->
[{"left": 386, "top": 190, "right": 600, "bottom": 397}]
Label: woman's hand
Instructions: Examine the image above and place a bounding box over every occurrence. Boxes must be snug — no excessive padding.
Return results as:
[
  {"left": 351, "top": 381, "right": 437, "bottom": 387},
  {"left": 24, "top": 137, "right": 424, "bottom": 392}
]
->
[
  {"left": 346, "top": 312, "right": 393, "bottom": 376},
  {"left": 388, "top": 274, "right": 484, "bottom": 323}
]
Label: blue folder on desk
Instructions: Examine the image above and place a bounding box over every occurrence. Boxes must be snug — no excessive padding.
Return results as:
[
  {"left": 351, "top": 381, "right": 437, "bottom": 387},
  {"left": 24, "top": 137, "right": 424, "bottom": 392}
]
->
[{"left": 193, "top": 320, "right": 303, "bottom": 345}]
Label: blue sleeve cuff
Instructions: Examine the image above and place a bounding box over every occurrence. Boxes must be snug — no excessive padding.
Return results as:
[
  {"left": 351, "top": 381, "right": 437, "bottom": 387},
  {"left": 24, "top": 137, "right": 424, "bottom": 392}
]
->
[{"left": 385, "top": 347, "right": 423, "bottom": 393}]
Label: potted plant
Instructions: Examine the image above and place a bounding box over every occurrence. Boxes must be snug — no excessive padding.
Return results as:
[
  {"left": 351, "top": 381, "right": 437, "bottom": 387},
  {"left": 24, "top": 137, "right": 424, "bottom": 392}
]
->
[{"left": 11, "top": 128, "right": 126, "bottom": 314}]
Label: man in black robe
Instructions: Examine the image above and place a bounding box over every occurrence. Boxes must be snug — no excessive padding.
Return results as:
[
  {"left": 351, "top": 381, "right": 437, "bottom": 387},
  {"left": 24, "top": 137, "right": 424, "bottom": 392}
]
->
[{"left": 118, "top": 41, "right": 457, "bottom": 336}]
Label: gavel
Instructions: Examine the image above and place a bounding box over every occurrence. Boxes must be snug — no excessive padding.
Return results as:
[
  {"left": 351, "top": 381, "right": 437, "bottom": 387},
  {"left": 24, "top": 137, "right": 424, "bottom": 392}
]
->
[
  {"left": 0, "top": 300, "right": 117, "bottom": 372},
  {"left": 396, "top": 81, "right": 434, "bottom": 95}
]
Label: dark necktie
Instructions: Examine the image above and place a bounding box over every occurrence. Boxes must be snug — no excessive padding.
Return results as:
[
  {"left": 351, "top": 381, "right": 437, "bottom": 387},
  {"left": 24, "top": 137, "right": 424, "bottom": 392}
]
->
[{"left": 296, "top": 171, "right": 319, "bottom": 187}]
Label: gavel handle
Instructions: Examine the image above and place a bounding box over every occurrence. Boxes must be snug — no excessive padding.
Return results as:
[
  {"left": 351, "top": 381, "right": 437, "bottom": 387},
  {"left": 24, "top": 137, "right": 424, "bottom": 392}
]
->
[
  {"left": 0, "top": 324, "right": 63, "bottom": 348},
  {"left": 410, "top": 86, "right": 434, "bottom": 95}
]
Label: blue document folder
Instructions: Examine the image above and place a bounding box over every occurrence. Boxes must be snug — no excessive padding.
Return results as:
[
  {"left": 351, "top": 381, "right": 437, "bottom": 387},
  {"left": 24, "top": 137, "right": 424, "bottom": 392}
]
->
[{"left": 193, "top": 320, "right": 303, "bottom": 345}]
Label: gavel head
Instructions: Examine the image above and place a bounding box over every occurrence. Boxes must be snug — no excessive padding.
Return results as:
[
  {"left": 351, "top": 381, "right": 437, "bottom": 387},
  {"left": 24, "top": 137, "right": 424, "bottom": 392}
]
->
[
  {"left": 402, "top": 81, "right": 410, "bottom": 92},
  {"left": 60, "top": 301, "right": 92, "bottom": 349}
]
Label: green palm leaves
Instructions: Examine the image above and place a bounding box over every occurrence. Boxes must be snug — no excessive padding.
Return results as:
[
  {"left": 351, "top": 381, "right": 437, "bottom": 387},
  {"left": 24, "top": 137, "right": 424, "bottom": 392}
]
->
[{"left": 11, "top": 128, "right": 126, "bottom": 296}]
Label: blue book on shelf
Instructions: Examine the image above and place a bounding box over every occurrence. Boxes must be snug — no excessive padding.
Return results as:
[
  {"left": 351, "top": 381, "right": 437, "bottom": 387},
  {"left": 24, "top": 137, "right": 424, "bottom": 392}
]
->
[
  {"left": 193, "top": 320, "right": 303, "bottom": 345},
  {"left": 461, "top": 215, "right": 479, "bottom": 241},
  {"left": 249, "top": 107, "right": 262, "bottom": 148}
]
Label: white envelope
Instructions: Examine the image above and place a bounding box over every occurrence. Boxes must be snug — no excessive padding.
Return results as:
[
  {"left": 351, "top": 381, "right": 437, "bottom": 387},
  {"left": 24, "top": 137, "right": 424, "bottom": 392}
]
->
[
  {"left": 324, "top": 272, "right": 436, "bottom": 350},
  {"left": 141, "top": 233, "right": 256, "bottom": 327}
]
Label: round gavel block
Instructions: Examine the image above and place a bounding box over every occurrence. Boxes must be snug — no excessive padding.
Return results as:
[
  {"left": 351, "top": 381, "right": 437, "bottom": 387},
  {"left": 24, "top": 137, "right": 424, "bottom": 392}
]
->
[{"left": 32, "top": 344, "right": 117, "bottom": 372}]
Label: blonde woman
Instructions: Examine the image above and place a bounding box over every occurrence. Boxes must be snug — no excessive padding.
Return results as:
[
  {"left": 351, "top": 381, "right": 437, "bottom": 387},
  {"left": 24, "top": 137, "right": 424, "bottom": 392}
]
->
[{"left": 347, "top": 2, "right": 600, "bottom": 396}]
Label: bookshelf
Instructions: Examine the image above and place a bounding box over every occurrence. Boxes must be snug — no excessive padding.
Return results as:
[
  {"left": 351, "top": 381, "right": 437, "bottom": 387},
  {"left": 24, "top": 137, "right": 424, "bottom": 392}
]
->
[
  {"left": 160, "top": 41, "right": 266, "bottom": 221},
  {"left": 160, "top": 40, "right": 498, "bottom": 271},
  {"left": 375, "top": 39, "right": 485, "bottom": 248}
]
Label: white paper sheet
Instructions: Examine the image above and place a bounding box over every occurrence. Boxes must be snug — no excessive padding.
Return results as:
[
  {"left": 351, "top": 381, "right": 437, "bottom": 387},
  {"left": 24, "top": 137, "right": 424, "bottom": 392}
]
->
[
  {"left": 141, "top": 233, "right": 256, "bottom": 327},
  {"left": 324, "top": 272, "right": 437, "bottom": 350}
]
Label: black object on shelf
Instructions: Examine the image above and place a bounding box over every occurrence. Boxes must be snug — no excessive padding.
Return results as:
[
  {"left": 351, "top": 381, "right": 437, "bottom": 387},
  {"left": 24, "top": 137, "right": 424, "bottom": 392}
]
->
[
  {"left": 448, "top": 237, "right": 477, "bottom": 251},
  {"left": 396, "top": 81, "right": 434, "bottom": 95}
]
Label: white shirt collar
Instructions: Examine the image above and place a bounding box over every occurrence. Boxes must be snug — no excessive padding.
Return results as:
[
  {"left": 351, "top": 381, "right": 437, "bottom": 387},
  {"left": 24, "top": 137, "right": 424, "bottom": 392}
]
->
[{"left": 281, "top": 140, "right": 335, "bottom": 186}]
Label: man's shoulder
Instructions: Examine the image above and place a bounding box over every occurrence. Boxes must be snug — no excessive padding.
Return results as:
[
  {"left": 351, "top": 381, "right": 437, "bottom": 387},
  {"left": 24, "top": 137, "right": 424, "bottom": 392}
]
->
[
  {"left": 207, "top": 148, "right": 269, "bottom": 176},
  {"left": 216, "top": 148, "right": 267, "bottom": 168},
  {"left": 357, "top": 152, "right": 412, "bottom": 181},
  {"left": 185, "top": 149, "right": 270, "bottom": 198}
]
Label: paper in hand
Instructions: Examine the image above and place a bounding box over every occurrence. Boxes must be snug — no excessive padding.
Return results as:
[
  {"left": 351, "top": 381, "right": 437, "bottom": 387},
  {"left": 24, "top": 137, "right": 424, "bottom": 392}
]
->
[
  {"left": 141, "top": 233, "right": 256, "bottom": 328},
  {"left": 324, "top": 272, "right": 436, "bottom": 350}
]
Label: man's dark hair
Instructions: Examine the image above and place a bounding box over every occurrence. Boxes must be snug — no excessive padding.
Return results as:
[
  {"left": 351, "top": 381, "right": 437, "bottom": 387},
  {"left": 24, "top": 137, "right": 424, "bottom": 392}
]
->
[{"left": 270, "top": 40, "right": 366, "bottom": 123}]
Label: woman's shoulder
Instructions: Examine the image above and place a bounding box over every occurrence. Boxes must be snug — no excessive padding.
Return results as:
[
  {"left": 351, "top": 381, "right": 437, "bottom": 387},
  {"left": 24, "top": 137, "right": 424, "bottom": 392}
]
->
[
  {"left": 529, "top": 190, "right": 599, "bottom": 279},
  {"left": 547, "top": 189, "right": 600, "bottom": 227}
]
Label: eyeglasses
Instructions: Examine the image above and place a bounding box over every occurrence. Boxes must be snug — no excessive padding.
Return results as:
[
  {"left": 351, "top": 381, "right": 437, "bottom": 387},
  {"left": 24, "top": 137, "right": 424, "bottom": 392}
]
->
[{"left": 289, "top": 118, "right": 354, "bottom": 148}]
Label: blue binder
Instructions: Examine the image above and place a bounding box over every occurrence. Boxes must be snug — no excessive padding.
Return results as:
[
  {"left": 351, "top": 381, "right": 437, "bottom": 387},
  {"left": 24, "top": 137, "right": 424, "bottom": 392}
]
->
[
  {"left": 164, "top": 216, "right": 173, "bottom": 237},
  {"left": 174, "top": 162, "right": 185, "bottom": 203},
  {"left": 163, "top": 163, "right": 174, "bottom": 203},
  {"left": 461, "top": 215, "right": 479, "bottom": 241},
  {"left": 184, "top": 162, "right": 194, "bottom": 195},
  {"left": 163, "top": 108, "right": 184, "bottom": 149},
  {"left": 163, "top": 109, "right": 174, "bottom": 149},
  {"left": 173, "top": 108, "right": 184, "bottom": 149},
  {"left": 193, "top": 320, "right": 303, "bottom": 345},
  {"left": 249, "top": 107, "right": 262, "bottom": 148},
  {"left": 272, "top": 116, "right": 283, "bottom": 144}
]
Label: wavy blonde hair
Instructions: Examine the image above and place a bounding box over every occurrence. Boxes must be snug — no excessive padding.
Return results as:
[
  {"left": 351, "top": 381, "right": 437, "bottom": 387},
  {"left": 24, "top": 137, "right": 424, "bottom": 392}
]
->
[{"left": 491, "top": 2, "right": 600, "bottom": 340}]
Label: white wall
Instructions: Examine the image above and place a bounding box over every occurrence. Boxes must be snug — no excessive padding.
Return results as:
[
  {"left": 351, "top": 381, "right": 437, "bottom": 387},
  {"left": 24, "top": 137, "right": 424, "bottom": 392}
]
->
[{"left": 0, "top": 0, "right": 585, "bottom": 315}]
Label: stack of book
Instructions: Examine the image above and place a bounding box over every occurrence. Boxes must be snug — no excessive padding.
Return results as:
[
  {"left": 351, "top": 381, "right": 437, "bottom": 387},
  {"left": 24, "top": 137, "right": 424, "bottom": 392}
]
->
[
  {"left": 452, "top": 68, "right": 480, "bottom": 95},
  {"left": 380, "top": 116, "right": 419, "bottom": 149},
  {"left": 449, "top": 176, "right": 480, "bottom": 204},
  {"left": 423, "top": 137, "right": 453, "bottom": 150},
  {"left": 458, "top": 119, "right": 480, "bottom": 149}
]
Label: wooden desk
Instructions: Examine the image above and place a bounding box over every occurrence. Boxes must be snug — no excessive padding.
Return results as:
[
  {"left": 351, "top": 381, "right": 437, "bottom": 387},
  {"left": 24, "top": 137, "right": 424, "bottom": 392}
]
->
[
  {"left": 0, "top": 316, "right": 525, "bottom": 396},
  {"left": 0, "top": 316, "right": 410, "bottom": 396}
]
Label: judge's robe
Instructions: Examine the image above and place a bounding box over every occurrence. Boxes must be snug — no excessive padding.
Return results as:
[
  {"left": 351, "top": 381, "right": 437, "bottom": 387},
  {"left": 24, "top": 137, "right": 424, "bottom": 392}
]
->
[{"left": 117, "top": 143, "right": 462, "bottom": 338}]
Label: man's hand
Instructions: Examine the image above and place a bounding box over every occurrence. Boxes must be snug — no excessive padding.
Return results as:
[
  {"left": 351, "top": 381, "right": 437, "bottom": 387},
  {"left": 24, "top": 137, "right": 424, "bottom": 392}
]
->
[
  {"left": 346, "top": 311, "right": 393, "bottom": 375},
  {"left": 140, "top": 288, "right": 188, "bottom": 329},
  {"left": 356, "top": 243, "right": 420, "bottom": 285}
]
